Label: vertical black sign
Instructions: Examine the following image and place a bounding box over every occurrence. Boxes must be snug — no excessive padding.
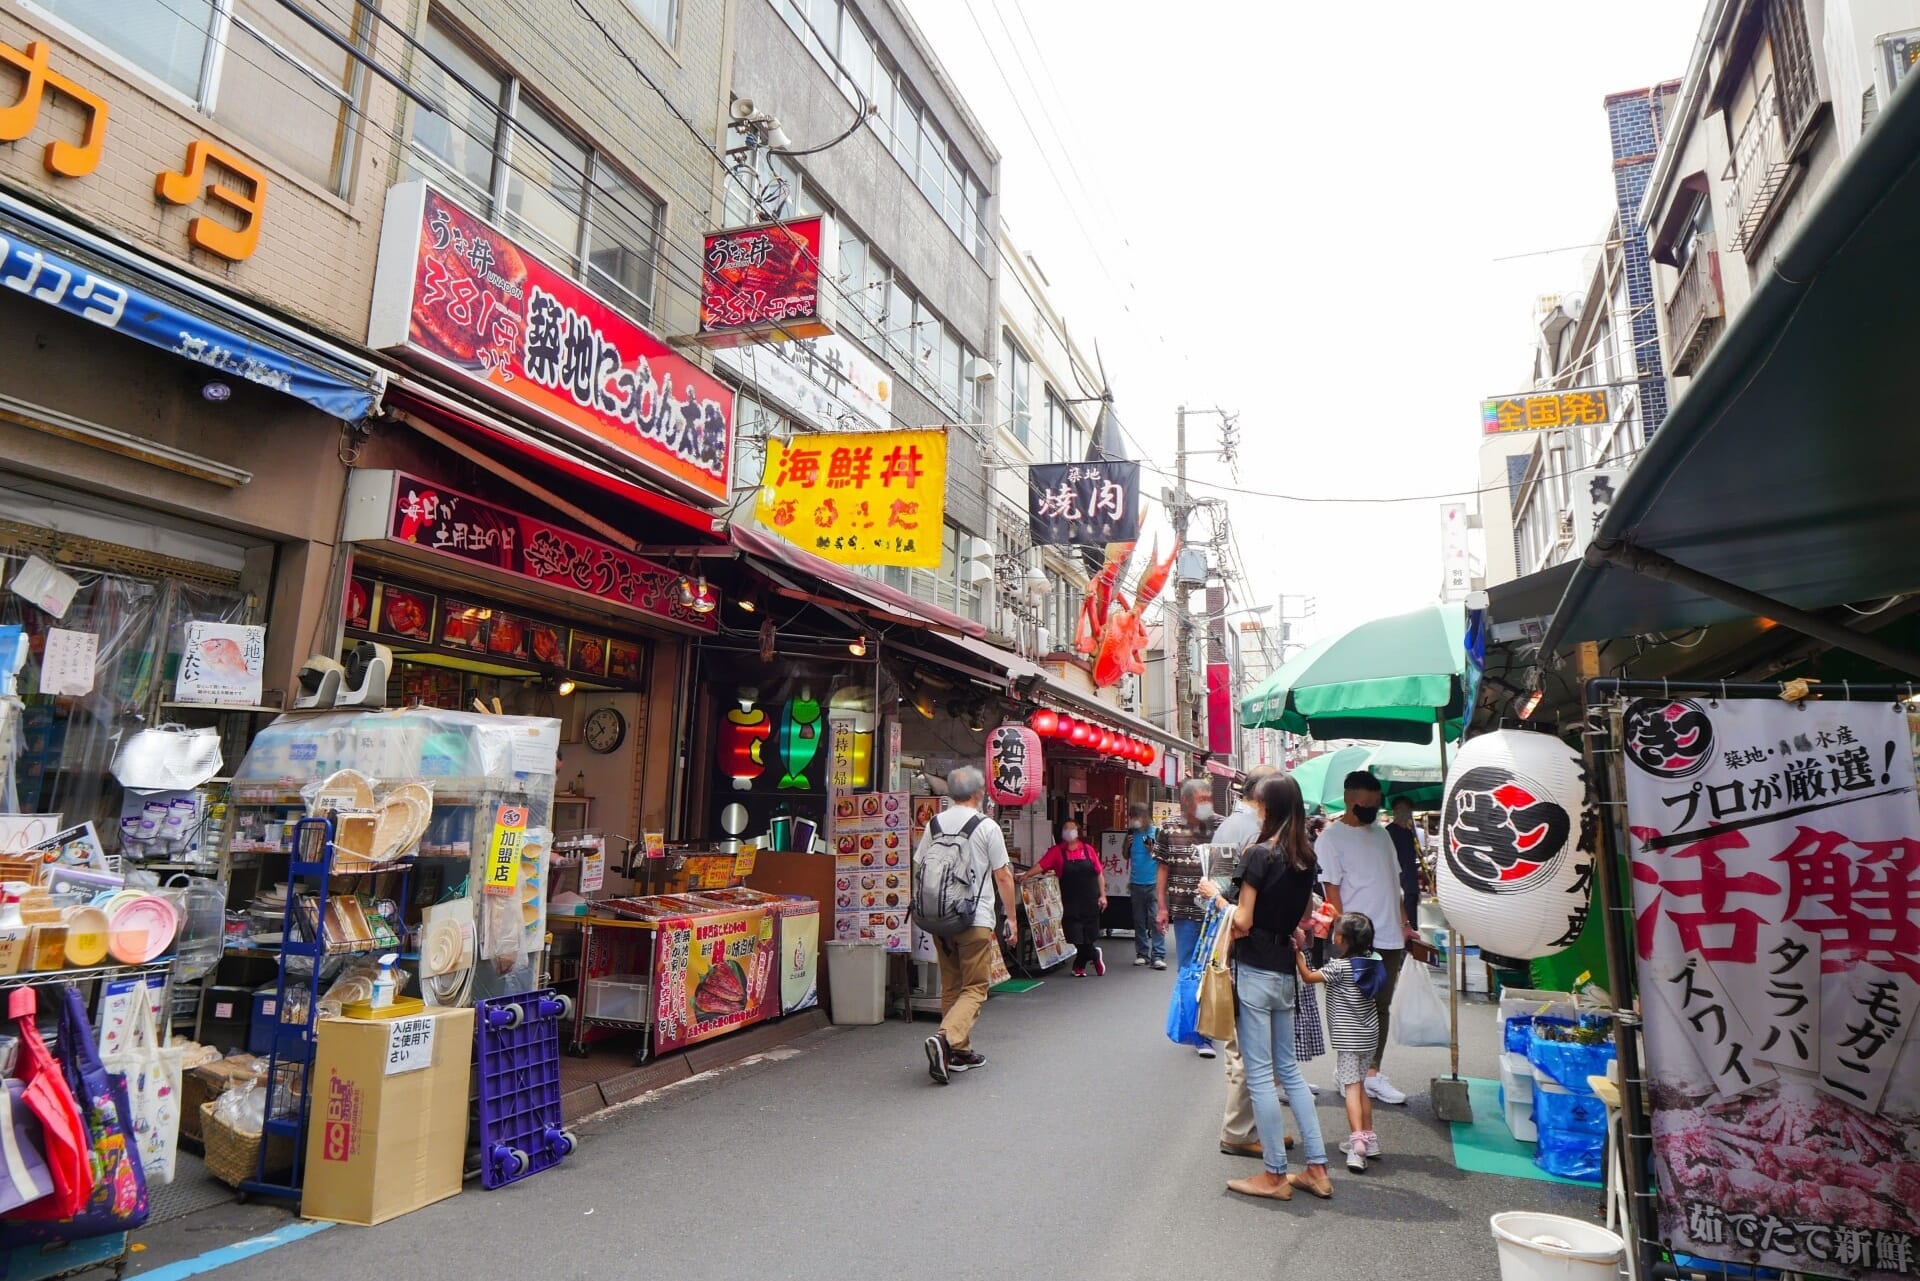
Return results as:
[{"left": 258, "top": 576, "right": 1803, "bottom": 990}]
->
[{"left": 1027, "top": 461, "right": 1141, "bottom": 546}]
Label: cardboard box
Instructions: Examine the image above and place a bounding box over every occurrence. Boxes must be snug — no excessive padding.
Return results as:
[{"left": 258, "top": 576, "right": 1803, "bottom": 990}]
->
[{"left": 300, "top": 1006, "right": 473, "bottom": 1226}]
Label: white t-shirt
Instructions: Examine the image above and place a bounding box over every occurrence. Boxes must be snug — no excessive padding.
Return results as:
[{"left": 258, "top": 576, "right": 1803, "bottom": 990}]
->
[
  {"left": 929, "top": 806, "right": 1010, "bottom": 929},
  {"left": 1315, "top": 821, "right": 1405, "bottom": 951}
]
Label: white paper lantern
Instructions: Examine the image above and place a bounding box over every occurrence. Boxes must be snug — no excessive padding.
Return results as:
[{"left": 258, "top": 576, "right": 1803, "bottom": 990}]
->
[{"left": 1436, "top": 729, "right": 1589, "bottom": 960}]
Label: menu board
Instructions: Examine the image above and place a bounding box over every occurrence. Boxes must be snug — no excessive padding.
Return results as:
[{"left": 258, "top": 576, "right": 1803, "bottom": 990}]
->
[
  {"left": 1019, "top": 872, "right": 1074, "bottom": 970},
  {"left": 828, "top": 789, "right": 910, "bottom": 951}
]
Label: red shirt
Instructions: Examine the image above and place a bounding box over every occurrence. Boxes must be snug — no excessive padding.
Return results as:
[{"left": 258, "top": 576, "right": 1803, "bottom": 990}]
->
[{"left": 1035, "top": 841, "right": 1102, "bottom": 879}]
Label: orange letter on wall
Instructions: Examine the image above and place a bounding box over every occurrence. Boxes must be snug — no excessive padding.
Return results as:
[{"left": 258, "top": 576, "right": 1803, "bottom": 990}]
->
[
  {"left": 0, "top": 39, "right": 110, "bottom": 177},
  {"left": 154, "top": 140, "right": 268, "bottom": 262}
]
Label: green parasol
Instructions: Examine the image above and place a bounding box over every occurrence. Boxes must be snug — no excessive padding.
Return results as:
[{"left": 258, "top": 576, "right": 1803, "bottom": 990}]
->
[
  {"left": 1363, "top": 735, "right": 1449, "bottom": 809},
  {"left": 1239, "top": 602, "right": 1471, "bottom": 744},
  {"left": 1287, "top": 746, "right": 1372, "bottom": 815}
]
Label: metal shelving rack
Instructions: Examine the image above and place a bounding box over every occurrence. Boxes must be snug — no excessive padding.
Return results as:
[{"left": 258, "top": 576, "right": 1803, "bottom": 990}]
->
[{"left": 241, "top": 815, "right": 413, "bottom": 1202}]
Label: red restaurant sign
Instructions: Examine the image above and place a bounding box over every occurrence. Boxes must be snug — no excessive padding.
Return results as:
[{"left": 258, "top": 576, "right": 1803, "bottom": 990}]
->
[
  {"left": 369, "top": 182, "right": 733, "bottom": 504},
  {"left": 383, "top": 472, "right": 718, "bottom": 633},
  {"left": 697, "top": 215, "right": 836, "bottom": 347}
]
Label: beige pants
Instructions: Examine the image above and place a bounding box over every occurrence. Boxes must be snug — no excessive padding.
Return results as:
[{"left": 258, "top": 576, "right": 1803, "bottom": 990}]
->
[
  {"left": 1221, "top": 1029, "right": 1257, "bottom": 1145},
  {"left": 935, "top": 926, "right": 997, "bottom": 1052}
]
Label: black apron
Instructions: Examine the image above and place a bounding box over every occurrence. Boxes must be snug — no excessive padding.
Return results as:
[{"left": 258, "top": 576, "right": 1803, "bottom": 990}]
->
[{"left": 1057, "top": 847, "right": 1102, "bottom": 947}]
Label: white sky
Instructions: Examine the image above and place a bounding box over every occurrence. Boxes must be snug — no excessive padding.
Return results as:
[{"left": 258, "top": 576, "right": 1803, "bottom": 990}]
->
[{"left": 902, "top": 0, "right": 1706, "bottom": 642}]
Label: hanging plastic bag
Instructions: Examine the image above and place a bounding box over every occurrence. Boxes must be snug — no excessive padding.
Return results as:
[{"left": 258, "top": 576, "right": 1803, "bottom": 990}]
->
[
  {"left": 3, "top": 988, "right": 90, "bottom": 1221},
  {"left": 100, "top": 997, "right": 181, "bottom": 1185},
  {"left": 4, "top": 987, "right": 148, "bottom": 1242},
  {"left": 1165, "top": 908, "right": 1224, "bottom": 1047},
  {"left": 1391, "top": 958, "right": 1451, "bottom": 1048},
  {"left": 110, "top": 725, "right": 222, "bottom": 791}
]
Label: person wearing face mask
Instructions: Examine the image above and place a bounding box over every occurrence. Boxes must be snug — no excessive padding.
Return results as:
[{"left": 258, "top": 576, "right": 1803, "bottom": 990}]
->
[
  {"left": 1122, "top": 803, "right": 1165, "bottom": 966},
  {"left": 1314, "top": 771, "right": 1417, "bottom": 1105},
  {"left": 1154, "top": 778, "right": 1222, "bottom": 1055},
  {"left": 1026, "top": 817, "right": 1106, "bottom": 976}
]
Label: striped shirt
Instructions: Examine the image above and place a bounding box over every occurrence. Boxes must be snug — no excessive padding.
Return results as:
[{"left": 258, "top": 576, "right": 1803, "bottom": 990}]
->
[{"left": 1321, "top": 957, "right": 1381, "bottom": 1054}]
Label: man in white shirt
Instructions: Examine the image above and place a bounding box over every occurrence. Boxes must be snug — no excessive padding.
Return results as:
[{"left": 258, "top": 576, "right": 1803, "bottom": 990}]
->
[
  {"left": 922, "top": 765, "right": 1018, "bottom": 1086},
  {"left": 1315, "top": 770, "right": 1415, "bottom": 1105}
]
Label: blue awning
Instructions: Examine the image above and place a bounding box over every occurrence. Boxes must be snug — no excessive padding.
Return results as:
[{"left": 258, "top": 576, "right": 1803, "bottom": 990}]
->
[{"left": 0, "top": 190, "right": 384, "bottom": 422}]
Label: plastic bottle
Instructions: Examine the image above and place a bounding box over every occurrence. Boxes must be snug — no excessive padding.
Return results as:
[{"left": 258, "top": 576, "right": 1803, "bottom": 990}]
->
[{"left": 371, "top": 952, "right": 398, "bottom": 1010}]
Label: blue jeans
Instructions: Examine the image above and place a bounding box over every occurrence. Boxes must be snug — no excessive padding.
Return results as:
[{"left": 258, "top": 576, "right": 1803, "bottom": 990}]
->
[
  {"left": 1235, "top": 964, "right": 1327, "bottom": 1173},
  {"left": 1129, "top": 891, "right": 1163, "bottom": 959},
  {"left": 1172, "top": 918, "right": 1210, "bottom": 1047}
]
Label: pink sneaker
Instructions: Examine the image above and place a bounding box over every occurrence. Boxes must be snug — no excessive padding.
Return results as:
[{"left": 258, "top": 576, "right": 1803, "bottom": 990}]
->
[{"left": 1092, "top": 947, "right": 1106, "bottom": 976}]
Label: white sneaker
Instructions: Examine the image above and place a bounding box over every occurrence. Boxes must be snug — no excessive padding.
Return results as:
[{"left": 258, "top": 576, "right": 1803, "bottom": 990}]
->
[
  {"left": 1307, "top": 1082, "right": 1320, "bottom": 1096},
  {"left": 1337, "top": 1132, "right": 1382, "bottom": 1157},
  {"left": 1346, "top": 1148, "right": 1367, "bottom": 1174},
  {"left": 1196, "top": 1043, "right": 1217, "bottom": 1059},
  {"left": 1366, "top": 1073, "right": 1409, "bottom": 1105},
  {"left": 1132, "top": 957, "right": 1149, "bottom": 966}
]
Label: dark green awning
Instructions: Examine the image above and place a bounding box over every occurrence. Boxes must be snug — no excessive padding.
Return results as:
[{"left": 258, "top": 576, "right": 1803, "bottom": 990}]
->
[{"left": 1546, "top": 76, "right": 1920, "bottom": 648}]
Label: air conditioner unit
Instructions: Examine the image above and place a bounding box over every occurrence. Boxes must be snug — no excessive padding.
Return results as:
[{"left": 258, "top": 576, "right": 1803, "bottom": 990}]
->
[
  {"left": 964, "top": 357, "right": 995, "bottom": 383},
  {"left": 964, "top": 559, "right": 994, "bottom": 585},
  {"left": 964, "top": 536, "right": 994, "bottom": 562}
]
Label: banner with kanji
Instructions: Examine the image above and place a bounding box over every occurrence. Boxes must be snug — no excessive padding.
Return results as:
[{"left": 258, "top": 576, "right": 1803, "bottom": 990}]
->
[
  {"left": 753, "top": 429, "right": 945, "bottom": 568},
  {"left": 1620, "top": 696, "right": 1920, "bottom": 1280},
  {"left": 1027, "top": 460, "right": 1140, "bottom": 546}
]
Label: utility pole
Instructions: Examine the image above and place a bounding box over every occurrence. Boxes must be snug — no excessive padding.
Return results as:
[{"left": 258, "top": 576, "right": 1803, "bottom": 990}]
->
[{"left": 1172, "top": 405, "right": 1193, "bottom": 748}]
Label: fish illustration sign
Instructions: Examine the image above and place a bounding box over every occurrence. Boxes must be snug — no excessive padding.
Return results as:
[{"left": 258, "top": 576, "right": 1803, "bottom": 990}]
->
[
  {"left": 1622, "top": 695, "right": 1920, "bottom": 1281},
  {"left": 174, "top": 621, "right": 265, "bottom": 707}
]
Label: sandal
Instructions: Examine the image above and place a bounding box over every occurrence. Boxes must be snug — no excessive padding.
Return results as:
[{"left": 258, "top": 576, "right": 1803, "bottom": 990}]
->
[{"left": 1288, "top": 1169, "right": 1334, "bottom": 1200}]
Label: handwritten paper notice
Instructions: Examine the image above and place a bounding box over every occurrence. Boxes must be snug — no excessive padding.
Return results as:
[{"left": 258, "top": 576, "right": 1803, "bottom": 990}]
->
[{"left": 39, "top": 628, "right": 97, "bottom": 697}]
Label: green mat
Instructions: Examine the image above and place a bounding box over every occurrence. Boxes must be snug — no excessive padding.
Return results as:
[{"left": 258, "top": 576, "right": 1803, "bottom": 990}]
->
[
  {"left": 989, "top": 979, "right": 1043, "bottom": 994},
  {"left": 1448, "top": 1077, "right": 1589, "bottom": 1186}
]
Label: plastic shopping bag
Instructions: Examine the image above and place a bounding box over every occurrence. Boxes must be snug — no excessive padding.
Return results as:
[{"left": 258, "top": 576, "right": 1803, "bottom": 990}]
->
[
  {"left": 1391, "top": 958, "right": 1451, "bottom": 1048},
  {"left": 1165, "top": 910, "right": 1224, "bottom": 1047}
]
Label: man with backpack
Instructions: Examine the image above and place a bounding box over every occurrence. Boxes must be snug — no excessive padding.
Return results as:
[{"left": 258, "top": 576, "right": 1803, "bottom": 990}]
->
[{"left": 916, "top": 765, "right": 1017, "bottom": 1085}]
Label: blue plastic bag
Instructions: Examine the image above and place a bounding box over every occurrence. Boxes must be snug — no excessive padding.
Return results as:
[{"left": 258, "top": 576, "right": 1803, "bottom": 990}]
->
[
  {"left": 1528, "top": 1016, "right": 1616, "bottom": 1091},
  {"left": 1535, "top": 1125, "right": 1604, "bottom": 1182},
  {"left": 1165, "top": 908, "right": 1224, "bottom": 1047},
  {"left": 1533, "top": 1086, "right": 1608, "bottom": 1135},
  {"left": 1503, "top": 1015, "right": 1533, "bottom": 1053}
]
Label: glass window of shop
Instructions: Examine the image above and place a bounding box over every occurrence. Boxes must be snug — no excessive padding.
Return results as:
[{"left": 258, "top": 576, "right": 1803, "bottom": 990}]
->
[
  {"left": 408, "top": 16, "right": 665, "bottom": 326},
  {"left": 33, "top": 0, "right": 370, "bottom": 194},
  {"left": 0, "top": 546, "right": 253, "bottom": 843},
  {"left": 1001, "top": 334, "right": 1032, "bottom": 447}
]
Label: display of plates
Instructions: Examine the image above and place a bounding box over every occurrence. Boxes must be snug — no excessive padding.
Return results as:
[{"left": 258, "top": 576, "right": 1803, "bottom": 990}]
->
[
  {"left": 65, "top": 908, "right": 110, "bottom": 967},
  {"left": 107, "top": 894, "right": 178, "bottom": 964}
]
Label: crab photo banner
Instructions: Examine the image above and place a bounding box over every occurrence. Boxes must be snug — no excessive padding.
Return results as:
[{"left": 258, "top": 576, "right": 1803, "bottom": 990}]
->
[{"left": 1619, "top": 695, "right": 1920, "bottom": 1279}]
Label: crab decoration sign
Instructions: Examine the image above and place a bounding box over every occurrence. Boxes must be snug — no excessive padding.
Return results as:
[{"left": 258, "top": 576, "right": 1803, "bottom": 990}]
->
[{"left": 1076, "top": 539, "right": 1177, "bottom": 690}]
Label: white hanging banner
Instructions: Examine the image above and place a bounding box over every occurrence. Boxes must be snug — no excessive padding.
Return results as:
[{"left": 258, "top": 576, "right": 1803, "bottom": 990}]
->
[{"left": 1620, "top": 695, "right": 1920, "bottom": 1280}]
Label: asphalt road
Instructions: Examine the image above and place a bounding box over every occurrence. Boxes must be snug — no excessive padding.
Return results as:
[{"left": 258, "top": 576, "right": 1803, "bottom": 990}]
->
[{"left": 111, "top": 954, "right": 1602, "bottom": 1280}]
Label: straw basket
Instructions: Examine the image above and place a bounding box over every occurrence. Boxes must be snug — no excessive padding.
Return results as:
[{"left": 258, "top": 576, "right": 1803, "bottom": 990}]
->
[{"left": 200, "top": 1101, "right": 295, "bottom": 1188}]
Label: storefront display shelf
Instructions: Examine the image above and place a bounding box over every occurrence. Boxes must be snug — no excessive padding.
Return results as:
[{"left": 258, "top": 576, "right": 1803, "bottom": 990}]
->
[
  {"left": 0, "top": 957, "right": 175, "bottom": 988},
  {"left": 159, "top": 702, "right": 286, "bottom": 715}
]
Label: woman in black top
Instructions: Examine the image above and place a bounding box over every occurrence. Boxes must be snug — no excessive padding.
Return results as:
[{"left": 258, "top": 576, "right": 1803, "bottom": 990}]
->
[{"left": 1198, "top": 773, "right": 1332, "bottom": 1201}]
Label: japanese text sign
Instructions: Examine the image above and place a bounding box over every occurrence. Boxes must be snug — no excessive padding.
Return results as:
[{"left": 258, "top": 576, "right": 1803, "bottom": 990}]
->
[
  {"left": 1480, "top": 389, "right": 1610, "bottom": 435},
  {"left": 383, "top": 1015, "right": 436, "bottom": 1076},
  {"left": 698, "top": 214, "right": 835, "bottom": 346},
  {"left": 987, "top": 724, "right": 1042, "bottom": 806},
  {"left": 753, "top": 429, "right": 946, "bottom": 568},
  {"left": 369, "top": 182, "right": 733, "bottom": 503},
  {"left": 483, "top": 805, "right": 527, "bottom": 898},
  {"left": 1027, "top": 461, "right": 1141, "bottom": 546},
  {"left": 174, "top": 621, "right": 265, "bottom": 706},
  {"left": 650, "top": 907, "right": 777, "bottom": 1054},
  {"left": 384, "top": 472, "right": 717, "bottom": 633},
  {"left": 1621, "top": 696, "right": 1920, "bottom": 1279}
]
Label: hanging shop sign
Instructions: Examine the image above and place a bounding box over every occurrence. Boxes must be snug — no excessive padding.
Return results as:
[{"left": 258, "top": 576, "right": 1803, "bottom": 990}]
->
[
  {"left": 1435, "top": 729, "right": 1587, "bottom": 960},
  {"left": 753, "top": 429, "right": 945, "bottom": 569},
  {"left": 1027, "top": 460, "right": 1141, "bottom": 546},
  {"left": 1205, "top": 663, "right": 1237, "bottom": 757},
  {"left": 1569, "top": 467, "right": 1625, "bottom": 546},
  {"left": 650, "top": 906, "right": 777, "bottom": 1054},
  {"left": 1440, "top": 501, "right": 1470, "bottom": 601},
  {"left": 1619, "top": 695, "right": 1920, "bottom": 1280},
  {"left": 1, "top": 38, "right": 267, "bottom": 261},
  {"left": 697, "top": 214, "right": 836, "bottom": 346},
  {"left": 712, "top": 334, "right": 890, "bottom": 434},
  {"left": 1480, "top": 388, "right": 1610, "bottom": 435},
  {"left": 0, "top": 191, "right": 378, "bottom": 421},
  {"left": 986, "top": 724, "right": 1043, "bottom": 807},
  {"left": 350, "top": 470, "right": 717, "bottom": 634},
  {"left": 368, "top": 182, "right": 733, "bottom": 504},
  {"left": 174, "top": 621, "right": 266, "bottom": 707}
]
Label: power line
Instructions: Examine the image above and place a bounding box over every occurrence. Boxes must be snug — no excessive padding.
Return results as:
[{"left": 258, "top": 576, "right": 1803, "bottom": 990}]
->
[{"left": 1132, "top": 448, "right": 1643, "bottom": 507}]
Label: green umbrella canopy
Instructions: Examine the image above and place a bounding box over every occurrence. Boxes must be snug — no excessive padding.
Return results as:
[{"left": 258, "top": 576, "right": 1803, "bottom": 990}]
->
[
  {"left": 1363, "top": 735, "right": 1449, "bottom": 810},
  {"left": 1287, "top": 746, "right": 1372, "bottom": 815},
  {"left": 1240, "top": 602, "right": 1470, "bottom": 743}
]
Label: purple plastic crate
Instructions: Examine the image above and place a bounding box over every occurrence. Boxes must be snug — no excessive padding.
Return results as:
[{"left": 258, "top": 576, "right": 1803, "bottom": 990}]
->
[{"left": 474, "top": 988, "right": 575, "bottom": 1190}]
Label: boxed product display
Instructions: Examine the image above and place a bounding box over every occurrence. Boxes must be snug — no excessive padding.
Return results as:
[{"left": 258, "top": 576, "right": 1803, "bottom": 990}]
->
[{"left": 300, "top": 1007, "right": 475, "bottom": 1226}]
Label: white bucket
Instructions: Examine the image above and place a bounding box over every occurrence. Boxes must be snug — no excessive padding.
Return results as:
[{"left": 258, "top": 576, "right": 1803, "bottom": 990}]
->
[{"left": 1491, "top": 1212, "right": 1625, "bottom": 1281}]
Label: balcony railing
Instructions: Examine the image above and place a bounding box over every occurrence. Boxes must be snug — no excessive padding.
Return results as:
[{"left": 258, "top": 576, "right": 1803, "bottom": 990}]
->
[
  {"left": 1665, "top": 233, "right": 1725, "bottom": 377},
  {"left": 1726, "top": 76, "right": 1793, "bottom": 252}
]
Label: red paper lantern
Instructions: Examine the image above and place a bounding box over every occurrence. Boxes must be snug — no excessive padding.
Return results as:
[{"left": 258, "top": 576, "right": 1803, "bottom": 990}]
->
[
  {"left": 1069, "top": 721, "right": 1093, "bottom": 747},
  {"left": 986, "top": 724, "right": 1044, "bottom": 807},
  {"left": 1029, "top": 709, "right": 1059, "bottom": 737},
  {"left": 1125, "top": 738, "right": 1141, "bottom": 762},
  {"left": 1138, "top": 741, "right": 1157, "bottom": 765},
  {"left": 1098, "top": 730, "right": 1115, "bottom": 754},
  {"left": 1055, "top": 715, "right": 1078, "bottom": 741}
]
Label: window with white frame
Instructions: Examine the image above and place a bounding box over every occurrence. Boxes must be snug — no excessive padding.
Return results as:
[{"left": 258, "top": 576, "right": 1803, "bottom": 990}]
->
[
  {"left": 1044, "top": 387, "right": 1083, "bottom": 464},
  {"left": 623, "top": 0, "right": 677, "bottom": 44},
  {"left": 408, "top": 16, "right": 664, "bottom": 325},
  {"left": 1000, "top": 334, "right": 1032, "bottom": 446},
  {"left": 34, "top": 0, "right": 369, "bottom": 194}
]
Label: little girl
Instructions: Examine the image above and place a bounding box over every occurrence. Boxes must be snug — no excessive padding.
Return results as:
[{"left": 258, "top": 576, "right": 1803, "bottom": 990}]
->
[{"left": 1297, "top": 913, "right": 1388, "bottom": 1172}]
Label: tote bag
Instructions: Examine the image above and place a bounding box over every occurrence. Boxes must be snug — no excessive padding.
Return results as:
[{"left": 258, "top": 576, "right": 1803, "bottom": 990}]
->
[
  {"left": 1165, "top": 907, "right": 1225, "bottom": 1047},
  {"left": 3, "top": 987, "right": 148, "bottom": 1242},
  {"left": 4, "top": 988, "right": 89, "bottom": 1221},
  {"left": 101, "top": 998, "right": 181, "bottom": 1185},
  {"left": 0, "top": 1081, "right": 56, "bottom": 1215},
  {"left": 1195, "top": 910, "right": 1237, "bottom": 1043}
]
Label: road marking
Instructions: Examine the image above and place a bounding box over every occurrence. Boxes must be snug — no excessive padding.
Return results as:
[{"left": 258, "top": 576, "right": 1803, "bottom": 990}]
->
[{"left": 136, "top": 1221, "right": 333, "bottom": 1280}]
